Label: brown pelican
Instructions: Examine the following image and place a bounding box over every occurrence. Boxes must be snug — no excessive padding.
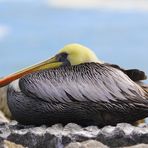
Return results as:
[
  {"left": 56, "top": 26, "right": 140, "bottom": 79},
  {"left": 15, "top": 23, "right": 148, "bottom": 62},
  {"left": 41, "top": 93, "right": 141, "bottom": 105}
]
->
[{"left": 0, "top": 44, "right": 148, "bottom": 127}]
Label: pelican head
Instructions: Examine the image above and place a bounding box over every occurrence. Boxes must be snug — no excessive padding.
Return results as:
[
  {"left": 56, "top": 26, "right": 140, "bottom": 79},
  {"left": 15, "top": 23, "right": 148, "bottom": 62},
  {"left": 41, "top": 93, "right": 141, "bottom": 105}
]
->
[
  {"left": 0, "top": 43, "right": 101, "bottom": 87},
  {"left": 57, "top": 44, "right": 100, "bottom": 65}
]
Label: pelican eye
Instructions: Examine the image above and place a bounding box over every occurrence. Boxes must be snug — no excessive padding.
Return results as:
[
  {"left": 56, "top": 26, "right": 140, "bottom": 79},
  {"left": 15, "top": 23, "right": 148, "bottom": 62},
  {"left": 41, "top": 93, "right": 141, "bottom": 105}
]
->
[{"left": 56, "top": 52, "right": 71, "bottom": 66}]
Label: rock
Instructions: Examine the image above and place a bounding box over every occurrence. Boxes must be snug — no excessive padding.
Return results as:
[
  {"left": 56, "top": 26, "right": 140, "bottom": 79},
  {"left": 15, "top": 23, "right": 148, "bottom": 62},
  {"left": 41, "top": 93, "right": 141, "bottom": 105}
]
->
[
  {"left": 0, "top": 86, "right": 11, "bottom": 119},
  {"left": 0, "top": 111, "right": 9, "bottom": 123},
  {"left": 2, "top": 140, "right": 25, "bottom": 148},
  {"left": 0, "top": 122, "right": 148, "bottom": 147},
  {"left": 66, "top": 140, "right": 108, "bottom": 148},
  {"left": 65, "top": 142, "right": 82, "bottom": 148},
  {"left": 124, "top": 144, "right": 148, "bottom": 148}
]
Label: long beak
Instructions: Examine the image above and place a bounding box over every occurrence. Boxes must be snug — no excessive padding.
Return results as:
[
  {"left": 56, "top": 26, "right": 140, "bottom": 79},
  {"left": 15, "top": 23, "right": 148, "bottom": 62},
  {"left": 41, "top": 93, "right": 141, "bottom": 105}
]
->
[{"left": 0, "top": 56, "right": 63, "bottom": 87}]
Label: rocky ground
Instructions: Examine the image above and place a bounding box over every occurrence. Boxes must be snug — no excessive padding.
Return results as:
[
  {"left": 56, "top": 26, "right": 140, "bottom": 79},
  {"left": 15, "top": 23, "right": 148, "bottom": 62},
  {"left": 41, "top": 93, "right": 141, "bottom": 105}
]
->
[{"left": 0, "top": 120, "right": 148, "bottom": 148}]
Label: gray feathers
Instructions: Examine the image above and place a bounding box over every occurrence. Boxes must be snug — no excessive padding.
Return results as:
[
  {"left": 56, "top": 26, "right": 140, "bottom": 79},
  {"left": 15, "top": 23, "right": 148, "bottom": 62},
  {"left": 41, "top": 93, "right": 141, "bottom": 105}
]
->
[
  {"left": 19, "top": 63, "right": 146, "bottom": 104},
  {"left": 7, "top": 63, "right": 148, "bottom": 126}
]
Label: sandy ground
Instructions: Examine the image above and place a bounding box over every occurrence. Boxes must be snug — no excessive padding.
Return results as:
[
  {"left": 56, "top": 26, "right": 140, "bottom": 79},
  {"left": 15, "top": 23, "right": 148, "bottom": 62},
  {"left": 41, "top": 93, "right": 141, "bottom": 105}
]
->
[{"left": 48, "top": 0, "right": 148, "bottom": 11}]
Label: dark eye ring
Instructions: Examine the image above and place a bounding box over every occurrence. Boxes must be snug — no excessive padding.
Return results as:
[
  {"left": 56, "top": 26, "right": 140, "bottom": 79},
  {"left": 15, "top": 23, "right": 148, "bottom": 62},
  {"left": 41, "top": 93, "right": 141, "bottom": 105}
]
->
[
  {"left": 56, "top": 52, "right": 68, "bottom": 62},
  {"left": 56, "top": 52, "right": 71, "bottom": 66}
]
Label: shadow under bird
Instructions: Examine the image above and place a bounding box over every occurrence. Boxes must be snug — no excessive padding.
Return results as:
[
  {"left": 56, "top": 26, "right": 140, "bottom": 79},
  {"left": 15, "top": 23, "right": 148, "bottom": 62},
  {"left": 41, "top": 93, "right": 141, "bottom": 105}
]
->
[{"left": 0, "top": 44, "right": 148, "bottom": 127}]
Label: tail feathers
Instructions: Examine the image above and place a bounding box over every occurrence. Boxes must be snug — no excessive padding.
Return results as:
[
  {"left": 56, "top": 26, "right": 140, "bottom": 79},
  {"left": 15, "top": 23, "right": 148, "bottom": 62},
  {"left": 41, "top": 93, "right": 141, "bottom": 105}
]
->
[
  {"left": 125, "top": 69, "right": 147, "bottom": 81},
  {"left": 104, "top": 63, "right": 147, "bottom": 81}
]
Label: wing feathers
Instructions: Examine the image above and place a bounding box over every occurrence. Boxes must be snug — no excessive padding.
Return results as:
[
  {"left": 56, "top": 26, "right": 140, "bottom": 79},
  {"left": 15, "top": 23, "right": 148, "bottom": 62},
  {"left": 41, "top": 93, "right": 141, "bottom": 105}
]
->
[{"left": 19, "top": 63, "right": 147, "bottom": 104}]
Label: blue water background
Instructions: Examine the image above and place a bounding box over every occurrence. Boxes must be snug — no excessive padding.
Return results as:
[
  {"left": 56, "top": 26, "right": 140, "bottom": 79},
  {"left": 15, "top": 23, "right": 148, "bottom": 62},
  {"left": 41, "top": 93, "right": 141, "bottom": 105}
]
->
[{"left": 0, "top": 2, "right": 147, "bottom": 82}]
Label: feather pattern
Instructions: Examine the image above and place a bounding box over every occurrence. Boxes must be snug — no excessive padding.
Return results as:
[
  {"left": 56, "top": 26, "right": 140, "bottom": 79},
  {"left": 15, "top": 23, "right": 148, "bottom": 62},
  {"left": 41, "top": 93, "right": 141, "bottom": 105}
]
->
[
  {"left": 19, "top": 63, "right": 146, "bottom": 103},
  {"left": 8, "top": 63, "right": 148, "bottom": 126}
]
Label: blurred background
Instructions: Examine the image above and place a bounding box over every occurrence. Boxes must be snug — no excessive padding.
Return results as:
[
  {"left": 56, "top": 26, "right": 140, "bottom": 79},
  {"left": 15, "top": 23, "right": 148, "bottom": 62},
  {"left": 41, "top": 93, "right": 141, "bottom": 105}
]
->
[{"left": 0, "top": 0, "right": 148, "bottom": 83}]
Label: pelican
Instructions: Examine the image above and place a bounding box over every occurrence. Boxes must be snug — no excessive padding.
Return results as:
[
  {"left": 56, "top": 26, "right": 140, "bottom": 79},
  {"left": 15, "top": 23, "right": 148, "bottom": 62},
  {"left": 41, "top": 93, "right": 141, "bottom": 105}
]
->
[{"left": 0, "top": 44, "right": 148, "bottom": 127}]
